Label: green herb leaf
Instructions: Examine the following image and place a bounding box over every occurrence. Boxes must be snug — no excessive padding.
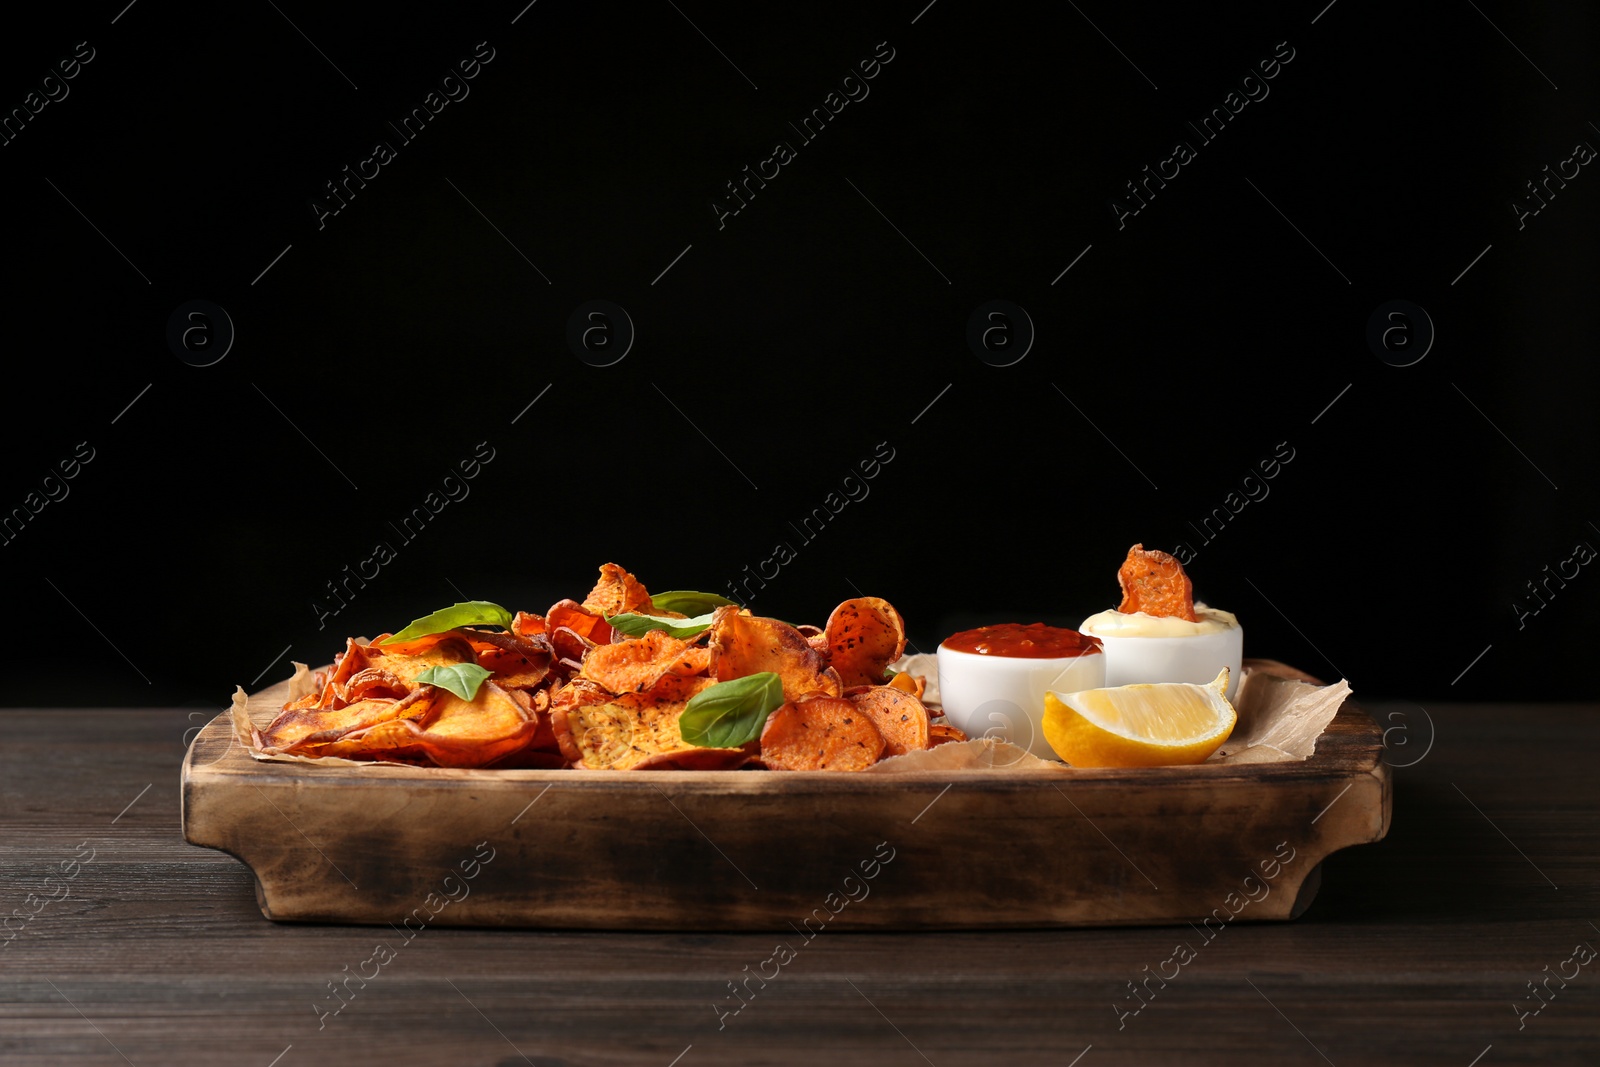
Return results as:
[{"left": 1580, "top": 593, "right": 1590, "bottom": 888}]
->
[
  {"left": 648, "top": 590, "right": 739, "bottom": 615},
  {"left": 381, "top": 602, "right": 514, "bottom": 644},
  {"left": 678, "top": 672, "right": 786, "bottom": 748},
  {"left": 413, "top": 662, "right": 495, "bottom": 701},
  {"left": 605, "top": 611, "right": 717, "bottom": 639}
]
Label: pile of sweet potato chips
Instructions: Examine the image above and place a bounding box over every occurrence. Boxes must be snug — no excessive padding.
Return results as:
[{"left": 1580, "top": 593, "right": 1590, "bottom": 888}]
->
[{"left": 251, "top": 564, "right": 964, "bottom": 770}]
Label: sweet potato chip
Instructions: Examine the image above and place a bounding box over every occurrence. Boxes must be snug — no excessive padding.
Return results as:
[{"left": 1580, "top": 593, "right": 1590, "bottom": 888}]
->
[
  {"left": 820, "top": 666, "right": 844, "bottom": 695},
  {"left": 281, "top": 690, "right": 320, "bottom": 713},
  {"left": 825, "top": 597, "right": 907, "bottom": 688},
  {"left": 315, "top": 682, "right": 537, "bottom": 767},
  {"left": 380, "top": 627, "right": 548, "bottom": 666},
  {"left": 461, "top": 627, "right": 552, "bottom": 656},
  {"left": 578, "top": 629, "right": 710, "bottom": 695},
  {"left": 846, "top": 686, "right": 930, "bottom": 757},
  {"left": 759, "top": 695, "right": 886, "bottom": 771},
  {"left": 368, "top": 632, "right": 477, "bottom": 659},
  {"left": 371, "top": 638, "right": 479, "bottom": 683},
  {"left": 406, "top": 682, "right": 541, "bottom": 768},
  {"left": 1115, "top": 543, "right": 1197, "bottom": 622},
  {"left": 888, "top": 670, "right": 926, "bottom": 699},
  {"left": 547, "top": 599, "right": 614, "bottom": 661},
  {"left": 260, "top": 688, "right": 434, "bottom": 754},
  {"left": 563, "top": 676, "right": 716, "bottom": 770},
  {"left": 581, "top": 562, "right": 653, "bottom": 616},
  {"left": 928, "top": 723, "right": 968, "bottom": 746},
  {"left": 309, "top": 717, "right": 433, "bottom": 762},
  {"left": 334, "top": 667, "right": 409, "bottom": 703},
  {"left": 708, "top": 606, "right": 837, "bottom": 703},
  {"left": 475, "top": 648, "right": 553, "bottom": 689},
  {"left": 309, "top": 637, "right": 374, "bottom": 707},
  {"left": 467, "top": 631, "right": 555, "bottom": 689},
  {"left": 549, "top": 679, "right": 614, "bottom": 764},
  {"left": 506, "top": 685, "right": 554, "bottom": 737},
  {"left": 506, "top": 684, "right": 548, "bottom": 710},
  {"left": 547, "top": 600, "right": 613, "bottom": 641}
]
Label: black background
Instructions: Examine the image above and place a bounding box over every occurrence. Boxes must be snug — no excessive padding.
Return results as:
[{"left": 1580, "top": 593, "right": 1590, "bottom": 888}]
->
[{"left": 2, "top": 0, "right": 1595, "bottom": 708}]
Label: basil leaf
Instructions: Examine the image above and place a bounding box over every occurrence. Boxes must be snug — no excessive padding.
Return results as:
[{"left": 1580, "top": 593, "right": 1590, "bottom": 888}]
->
[
  {"left": 605, "top": 611, "right": 717, "bottom": 639},
  {"left": 679, "top": 672, "right": 786, "bottom": 748},
  {"left": 413, "top": 662, "right": 494, "bottom": 701},
  {"left": 381, "top": 601, "right": 513, "bottom": 644},
  {"left": 649, "top": 590, "right": 738, "bottom": 615}
]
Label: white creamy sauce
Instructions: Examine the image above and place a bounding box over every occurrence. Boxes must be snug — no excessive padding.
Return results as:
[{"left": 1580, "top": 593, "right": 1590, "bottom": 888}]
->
[{"left": 1079, "top": 603, "right": 1239, "bottom": 637}]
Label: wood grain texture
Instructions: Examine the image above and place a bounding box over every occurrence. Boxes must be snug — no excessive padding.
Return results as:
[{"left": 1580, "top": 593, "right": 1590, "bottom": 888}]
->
[
  {"left": 182, "top": 662, "right": 1388, "bottom": 929},
  {"left": 3, "top": 702, "right": 1597, "bottom": 1066}
]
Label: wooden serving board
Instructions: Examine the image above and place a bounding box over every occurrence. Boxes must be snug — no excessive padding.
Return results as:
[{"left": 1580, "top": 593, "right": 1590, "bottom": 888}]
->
[{"left": 182, "top": 660, "right": 1389, "bottom": 929}]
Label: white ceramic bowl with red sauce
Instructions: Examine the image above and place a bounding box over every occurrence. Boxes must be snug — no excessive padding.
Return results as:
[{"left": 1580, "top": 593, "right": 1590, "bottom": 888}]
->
[{"left": 935, "top": 623, "right": 1104, "bottom": 760}]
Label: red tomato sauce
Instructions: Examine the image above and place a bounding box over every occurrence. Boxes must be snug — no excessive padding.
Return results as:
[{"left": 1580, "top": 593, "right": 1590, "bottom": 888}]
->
[{"left": 941, "top": 622, "right": 1102, "bottom": 658}]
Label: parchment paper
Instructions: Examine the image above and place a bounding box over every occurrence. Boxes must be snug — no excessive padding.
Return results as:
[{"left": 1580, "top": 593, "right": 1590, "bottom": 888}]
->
[{"left": 231, "top": 655, "right": 1349, "bottom": 772}]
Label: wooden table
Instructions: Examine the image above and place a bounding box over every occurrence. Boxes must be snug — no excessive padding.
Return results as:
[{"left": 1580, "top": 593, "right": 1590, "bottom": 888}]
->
[{"left": 2, "top": 704, "right": 1595, "bottom": 1066}]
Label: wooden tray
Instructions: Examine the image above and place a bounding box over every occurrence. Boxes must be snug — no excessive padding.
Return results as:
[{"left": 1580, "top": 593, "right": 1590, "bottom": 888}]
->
[{"left": 181, "top": 660, "right": 1389, "bottom": 929}]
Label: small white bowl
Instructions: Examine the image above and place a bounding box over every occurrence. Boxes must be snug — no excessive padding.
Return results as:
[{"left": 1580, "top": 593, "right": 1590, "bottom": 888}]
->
[
  {"left": 936, "top": 643, "right": 1105, "bottom": 760},
  {"left": 1079, "top": 620, "right": 1243, "bottom": 700}
]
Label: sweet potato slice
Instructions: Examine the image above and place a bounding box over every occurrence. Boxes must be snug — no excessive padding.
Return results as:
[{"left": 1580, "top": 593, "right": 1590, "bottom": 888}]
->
[
  {"left": 361, "top": 639, "right": 480, "bottom": 690},
  {"left": 458, "top": 627, "right": 552, "bottom": 658},
  {"left": 308, "top": 637, "right": 373, "bottom": 707},
  {"left": 888, "top": 670, "right": 926, "bottom": 699},
  {"left": 708, "top": 606, "right": 835, "bottom": 703},
  {"left": 281, "top": 686, "right": 323, "bottom": 712},
  {"left": 563, "top": 676, "right": 716, "bottom": 770},
  {"left": 846, "top": 686, "right": 930, "bottom": 757},
  {"left": 473, "top": 640, "right": 555, "bottom": 689},
  {"left": 928, "top": 723, "right": 968, "bottom": 746},
  {"left": 825, "top": 597, "right": 907, "bottom": 688},
  {"left": 335, "top": 667, "right": 409, "bottom": 703},
  {"left": 578, "top": 629, "right": 710, "bottom": 694},
  {"left": 313, "top": 717, "right": 433, "bottom": 762},
  {"left": 549, "top": 679, "right": 615, "bottom": 763},
  {"left": 558, "top": 680, "right": 654, "bottom": 768},
  {"left": 759, "top": 695, "right": 886, "bottom": 771},
  {"left": 261, "top": 688, "right": 434, "bottom": 754},
  {"left": 317, "top": 683, "right": 537, "bottom": 767},
  {"left": 547, "top": 599, "right": 614, "bottom": 661},
  {"left": 410, "top": 683, "right": 541, "bottom": 767},
  {"left": 369, "top": 631, "right": 479, "bottom": 658},
  {"left": 818, "top": 667, "right": 844, "bottom": 697},
  {"left": 1115, "top": 543, "right": 1197, "bottom": 621},
  {"left": 505, "top": 688, "right": 559, "bottom": 753},
  {"left": 580, "top": 562, "right": 653, "bottom": 616},
  {"left": 380, "top": 627, "right": 550, "bottom": 669},
  {"left": 547, "top": 599, "right": 613, "bottom": 641}
]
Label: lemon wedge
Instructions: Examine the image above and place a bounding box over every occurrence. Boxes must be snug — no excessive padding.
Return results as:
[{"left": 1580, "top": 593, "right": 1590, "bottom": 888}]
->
[{"left": 1042, "top": 668, "right": 1237, "bottom": 767}]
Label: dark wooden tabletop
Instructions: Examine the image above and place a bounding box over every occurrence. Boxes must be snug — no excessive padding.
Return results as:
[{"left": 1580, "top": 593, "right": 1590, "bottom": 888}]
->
[{"left": 1, "top": 703, "right": 1595, "bottom": 1067}]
